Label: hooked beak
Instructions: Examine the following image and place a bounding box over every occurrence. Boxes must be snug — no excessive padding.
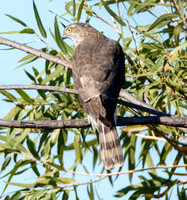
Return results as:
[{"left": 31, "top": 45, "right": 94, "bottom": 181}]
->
[{"left": 62, "top": 32, "right": 67, "bottom": 40}]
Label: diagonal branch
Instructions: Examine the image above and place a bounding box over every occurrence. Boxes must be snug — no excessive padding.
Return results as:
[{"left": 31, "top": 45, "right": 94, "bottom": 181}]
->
[
  {"left": 119, "top": 90, "right": 169, "bottom": 116},
  {"left": 0, "top": 84, "right": 78, "bottom": 95},
  {"left": 0, "top": 36, "right": 72, "bottom": 68}
]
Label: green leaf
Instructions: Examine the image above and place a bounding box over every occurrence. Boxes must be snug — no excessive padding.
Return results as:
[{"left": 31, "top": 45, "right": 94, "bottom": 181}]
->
[
  {"left": 5, "top": 14, "right": 27, "bottom": 26},
  {"left": 15, "top": 89, "right": 33, "bottom": 103},
  {"left": 62, "top": 190, "right": 69, "bottom": 200},
  {"left": 65, "top": 1, "right": 74, "bottom": 16},
  {"left": 87, "top": 182, "right": 94, "bottom": 200},
  {"left": 2, "top": 160, "right": 31, "bottom": 194},
  {"left": 170, "top": 41, "right": 187, "bottom": 56},
  {"left": 77, "top": 0, "right": 85, "bottom": 22},
  {"left": 56, "top": 177, "right": 75, "bottom": 184},
  {"left": 54, "top": 16, "right": 68, "bottom": 54},
  {"left": 127, "top": 2, "right": 137, "bottom": 17},
  {"left": 74, "top": 134, "right": 82, "bottom": 163},
  {"left": 3, "top": 105, "right": 23, "bottom": 120},
  {"left": 0, "top": 136, "right": 27, "bottom": 153},
  {"left": 30, "top": 190, "right": 47, "bottom": 200},
  {"left": 73, "top": 0, "right": 76, "bottom": 17},
  {"left": 41, "top": 65, "right": 63, "bottom": 84},
  {"left": 0, "top": 90, "right": 17, "bottom": 102},
  {"left": 20, "top": 28, "right": 35, "bottom": 34},
  {"left": 1, "top": 157, "right": 11, "bottom": 172},
  {"left": 174, "top": 24, "right": 182, "bottom": 45},
  {"left": 27, "top": 137, "right": 40, "bottom": 159},
  {"left": 24, "top": 69, "right": 36, "bottom": 82},
  {"left": 30, "top": 161, "right": 40, "bottom": 177},
  {"left": 128, "top": 134, "right": 136, "bottom": 182},
  {"left": 149, "top": 55, "right": 164, "bottom": 73},
  {"left": 33, "top": 0, "right": 47, "bottom": 38},
  {"left": 148, "top": 13, "right": 178, "bottom": 31},
  {"left": 101, "top": 0, "right": 126, "bottom": 26},
  {"left": 16, "top": 56, "right": 39, "bottom": 69},
  {"left": 14, "top": 129, "right": 30, "bottom": 147},
  {"left": 7, "top": 182, "right": 35, "bottom": 188},
  {"left": 9, "top": 191, "right": 22, "bottom": 200},
  {"left": 93, "top": 146, "right": 98, "bottom": 169}
]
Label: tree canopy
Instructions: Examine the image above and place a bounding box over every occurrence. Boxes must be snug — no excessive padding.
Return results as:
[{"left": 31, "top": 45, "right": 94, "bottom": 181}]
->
[{"left": 0, "top": 0, "right": 186, "bottom": 199}]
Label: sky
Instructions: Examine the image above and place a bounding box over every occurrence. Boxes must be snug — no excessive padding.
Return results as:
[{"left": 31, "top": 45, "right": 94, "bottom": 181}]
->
[{"left": 0, "top": 0, "right": 186, "bottom": 199}]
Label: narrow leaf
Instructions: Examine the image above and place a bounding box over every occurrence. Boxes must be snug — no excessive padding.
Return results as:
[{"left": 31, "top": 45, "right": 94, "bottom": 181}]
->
[
  {"left": 5, "top": 14, "right": 27, "bottom": 26},
  {"left": 54, "top": 16, "right": 67, "bottom": 54},
  {"left": 15, "top": 89, "right": 33, "bottom": 103},
  {"left": 1, "top": 157, "right": 11, "bottom": 172},
  {"left": 77, "top": 0, "right": 85, "bottom": 22},
  {"left": 41, "top": 65, "right": 62, "bottom": 84},
  {"left": 33, "top": 0, "right": 47, "bottom": 38},
  {"left": 27, "top": 137, "right": 40, "bottom": 159},
  {"left": 74, "top": 134, "right": 82, "bottom": 163},
  {"left": 73, "top": 0, "right": 76, "bottom": 17},
  {"left": 0, "top": 90, "right": 17, "bottom": 102},
  {"left": 101, "top": 0, "right": 126, "bottom": 26},
  {"left": 20, "top": 28, "right": 35, "bottom": 34},
  {"left": 148, "top": 13, "right": 178, "bottom": 31},
  {"left": 7, "top": 182, "right": 35, "bottom": 188}
]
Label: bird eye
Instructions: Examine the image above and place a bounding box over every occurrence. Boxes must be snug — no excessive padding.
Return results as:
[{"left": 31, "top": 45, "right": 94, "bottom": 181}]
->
[{"left": 66, "top": 28, "right": 72, "bottom": 33}]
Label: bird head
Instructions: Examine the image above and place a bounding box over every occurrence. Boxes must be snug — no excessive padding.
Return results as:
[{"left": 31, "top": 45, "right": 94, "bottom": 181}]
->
[{"left": 62, "top": 23, "right": 100, "bottom": 45}]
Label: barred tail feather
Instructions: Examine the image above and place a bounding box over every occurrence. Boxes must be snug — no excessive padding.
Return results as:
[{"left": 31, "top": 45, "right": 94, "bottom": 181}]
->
[{"left": 97, "top": 120, "right": 124, "bottom": 170}]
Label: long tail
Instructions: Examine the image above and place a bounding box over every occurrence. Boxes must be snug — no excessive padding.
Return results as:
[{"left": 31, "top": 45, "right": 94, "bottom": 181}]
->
[{"left": 97, "top": 120, "right": 124, "bottom": 170}]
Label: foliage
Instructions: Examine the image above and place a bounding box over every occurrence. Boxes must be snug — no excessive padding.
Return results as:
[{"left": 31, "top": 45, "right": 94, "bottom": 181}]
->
[{"left": 0, "top": 0, "right": 186, "bottom": 199}]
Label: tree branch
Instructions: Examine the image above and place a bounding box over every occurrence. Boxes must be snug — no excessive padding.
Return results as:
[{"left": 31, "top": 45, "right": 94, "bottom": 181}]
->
[
  {"left": 66, "top": 164, "right": 187, "bottom": 177},
  {"left": 0, "top": 116, "right": 186, "bottom": 129},
  {"left": 10, "top": 150, "right": 187, "bottom": 178},
  {"left": 119, "top": 90, "right": 169, "bottom": 116},
  {"left": 0, "top": 84, "right": 78, "bottom": 95},
  {"left": 0, "top": 85, "right": 168, "bottom": 116},
  {"left": 0, "top": 36, "right": 72, "bottom": 68}
]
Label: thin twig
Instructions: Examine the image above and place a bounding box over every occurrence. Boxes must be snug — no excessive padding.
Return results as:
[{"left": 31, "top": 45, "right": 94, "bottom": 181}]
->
[
  {"left": 149, "top": 125, "right": 187, "bottom": 159},
  {"left": 90, "top": 164, "right": 187, "bottom": 177},
  {"left": 116, "top": 0, "right": 122, "bottom": 34},
  {"left": 178, "top": 180, "right": 187, "bottom": 185},
  {"left": 60, "top": 176, "right": 107, "bottom": 189},
  {"left": 172, "top": 0, "right": 187, "bottom": 26},
  {"left": 10, "top": 151, "right": 187, "bottom": 178},
  {"left": 111, "top": 17, "right": 121, "bottom": 34},
  {"left": 126, "top": 18, "right": 138, "bottom": 54}
]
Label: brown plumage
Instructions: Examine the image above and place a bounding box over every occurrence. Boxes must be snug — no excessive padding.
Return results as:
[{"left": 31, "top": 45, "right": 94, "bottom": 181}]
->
[{"left": 63, "top": 23, "right": 125, "bottom": 169}]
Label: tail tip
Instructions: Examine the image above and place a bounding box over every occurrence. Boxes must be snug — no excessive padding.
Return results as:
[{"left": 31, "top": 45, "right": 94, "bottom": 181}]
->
[{"left": 103, "top": 158, "right": 124, "bottom": 170}]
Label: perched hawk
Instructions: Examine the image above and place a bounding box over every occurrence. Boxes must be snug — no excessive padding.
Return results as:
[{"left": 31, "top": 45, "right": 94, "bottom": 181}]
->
[{"left": 63, "top": 23, "right": 125, "bottom": 169}]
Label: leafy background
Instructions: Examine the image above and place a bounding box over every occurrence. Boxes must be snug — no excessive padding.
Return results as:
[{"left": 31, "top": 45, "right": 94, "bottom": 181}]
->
[{"left": 0, "top": 0, "right": 186, "bottom": 199}]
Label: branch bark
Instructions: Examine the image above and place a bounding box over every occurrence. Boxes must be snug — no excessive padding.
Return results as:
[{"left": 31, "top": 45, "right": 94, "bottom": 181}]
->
[
  {"left": 0, "top": 85, "right": 168, "bottom": 116},
  {"left": 119, "top": 90, "right": 169, "bottom": 116},
  {"left": 0, "top": 36, "right": 72, "bottom": 68},
  {"left": 0, "top": 116, "right": 186, "bottom": 129},
  {"left": 0, "top": 84, "right": 78, "bottom": 95}
]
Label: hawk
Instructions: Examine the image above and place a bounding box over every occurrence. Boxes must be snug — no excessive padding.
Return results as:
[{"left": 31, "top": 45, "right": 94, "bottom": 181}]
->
[{"left": 63, "top": 23, "right": 125, "bottom": 170}]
